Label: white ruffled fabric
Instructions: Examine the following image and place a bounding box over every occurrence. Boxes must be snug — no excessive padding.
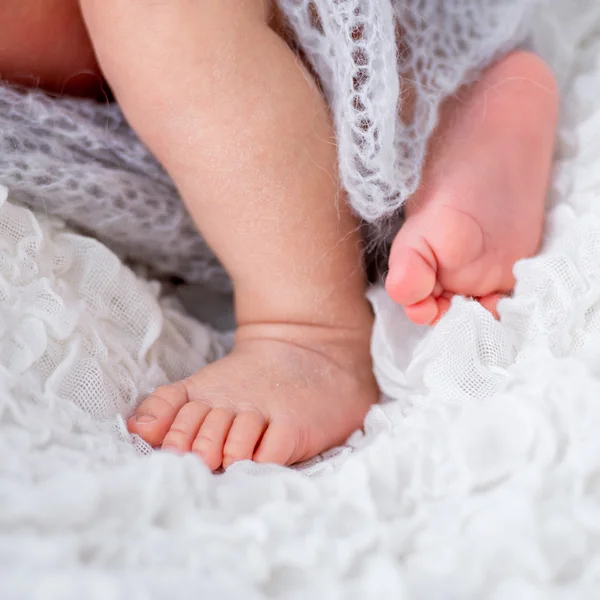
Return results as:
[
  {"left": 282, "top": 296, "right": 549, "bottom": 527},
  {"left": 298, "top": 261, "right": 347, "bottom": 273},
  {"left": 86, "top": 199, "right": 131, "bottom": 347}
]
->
[{"left": 5, "top": 1, "right": 600, "bottom": 598}]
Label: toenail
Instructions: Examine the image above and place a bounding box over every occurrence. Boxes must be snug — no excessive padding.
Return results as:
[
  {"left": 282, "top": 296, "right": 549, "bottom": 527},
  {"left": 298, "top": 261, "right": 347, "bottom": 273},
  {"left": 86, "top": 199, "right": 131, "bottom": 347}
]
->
[
  {"left": 134, "top": 414, "right": 157, "bottom": 424},
  {"left": 161, "top": 444, "right": 180, "bottom": 453}
]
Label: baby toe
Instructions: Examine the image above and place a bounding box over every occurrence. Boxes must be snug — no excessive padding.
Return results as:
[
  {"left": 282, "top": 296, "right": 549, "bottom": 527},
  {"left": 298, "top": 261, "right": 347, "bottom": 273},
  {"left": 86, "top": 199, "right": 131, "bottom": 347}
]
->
[
  {"left": 404, "top": 296, "right": 440, "bottom": 326},
  {"left": 192, "top": 407, "right": 235, "bottom": 470},
  {"left": 161, "top": 401, "right": 211, "bottom": 453},
  {"left": 477, "top": 293, "right": 507, "bottom": 319},
  {"left": 128, "top": 381, "right": 192, "bottom": 446},
  {"left": 253, "top": 421, "right": 302, "bottom": 466},
  {"left": 386, "top": 239, "right": 437, "bottom": 308},
  {"left": 434, "top": 294, "right": 452, "bottom": 323},
  {"left": 222, "top": 411, "right": 267, "bottom": 469}
]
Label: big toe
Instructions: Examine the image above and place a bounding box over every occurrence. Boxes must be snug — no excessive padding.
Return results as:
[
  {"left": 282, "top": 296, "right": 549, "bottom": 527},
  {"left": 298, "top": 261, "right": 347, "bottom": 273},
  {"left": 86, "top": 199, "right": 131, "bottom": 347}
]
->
[
  {"left": 386, "top": 228, "right": 439, "bottom": 319},
  {"left": 128, "top": 381, "right": 191, "bottom": 446}
]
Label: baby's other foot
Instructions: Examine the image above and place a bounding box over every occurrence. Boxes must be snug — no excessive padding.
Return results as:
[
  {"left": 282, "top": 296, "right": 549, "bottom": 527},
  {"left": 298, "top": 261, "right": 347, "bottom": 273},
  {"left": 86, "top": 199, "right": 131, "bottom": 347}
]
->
[
  {"left": 386, "top": 51, "right": 559, "bottom": 324},
  {"left": 128, "top": 323, "right": 378, "bottom": 469}
]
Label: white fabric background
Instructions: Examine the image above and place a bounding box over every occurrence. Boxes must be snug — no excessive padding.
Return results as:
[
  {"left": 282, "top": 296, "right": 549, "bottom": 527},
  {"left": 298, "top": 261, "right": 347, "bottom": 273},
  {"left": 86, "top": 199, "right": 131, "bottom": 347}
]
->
[{"left": 4, "top": 1, "right": 600, "bottom": 598}]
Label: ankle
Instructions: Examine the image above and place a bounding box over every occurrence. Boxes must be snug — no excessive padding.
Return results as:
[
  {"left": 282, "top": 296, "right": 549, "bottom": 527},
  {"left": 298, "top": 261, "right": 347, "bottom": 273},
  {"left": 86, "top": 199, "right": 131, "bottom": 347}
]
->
[
  {"left": 234, "top": 286, "right": 374, "bottom": 334},
  {"left": 234, "top": 320, "right": 375, "bottom": 381}
]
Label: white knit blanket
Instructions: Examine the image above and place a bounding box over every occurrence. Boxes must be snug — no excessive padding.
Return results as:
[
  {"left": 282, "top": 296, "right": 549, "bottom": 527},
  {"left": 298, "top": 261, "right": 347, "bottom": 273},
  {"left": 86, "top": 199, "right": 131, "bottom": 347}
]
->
[{"left": 4, "top": 3, "right": 600, "bottom": 598}]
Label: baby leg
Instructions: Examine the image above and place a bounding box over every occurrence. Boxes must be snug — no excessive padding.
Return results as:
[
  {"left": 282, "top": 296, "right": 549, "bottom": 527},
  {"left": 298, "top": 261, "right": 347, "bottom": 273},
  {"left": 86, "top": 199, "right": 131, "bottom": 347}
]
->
[{"left": 79, "top": 0, "right": 378, "bottom": 468}]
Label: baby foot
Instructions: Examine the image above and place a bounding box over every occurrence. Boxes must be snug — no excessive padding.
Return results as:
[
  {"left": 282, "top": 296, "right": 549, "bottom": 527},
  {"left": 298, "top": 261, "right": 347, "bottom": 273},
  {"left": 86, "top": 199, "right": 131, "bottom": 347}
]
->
[
  {"left": 386, "top": 51, "right": 559, "bottom": 324},
  {"left": 128, "top": 323, "right": 378, "bottom": 469}
]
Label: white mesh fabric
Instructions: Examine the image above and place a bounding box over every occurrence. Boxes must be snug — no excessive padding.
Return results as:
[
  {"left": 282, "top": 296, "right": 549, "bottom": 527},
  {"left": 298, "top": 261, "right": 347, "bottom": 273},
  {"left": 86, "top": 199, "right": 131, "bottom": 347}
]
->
[{"left": 0, "top": 185, "right": 231, "bottom": 473}]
